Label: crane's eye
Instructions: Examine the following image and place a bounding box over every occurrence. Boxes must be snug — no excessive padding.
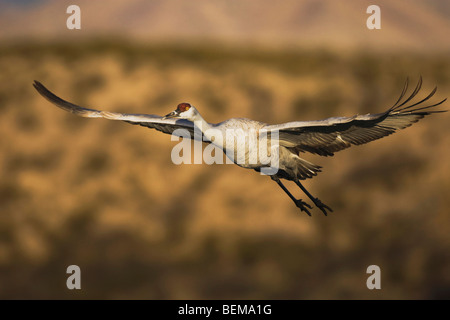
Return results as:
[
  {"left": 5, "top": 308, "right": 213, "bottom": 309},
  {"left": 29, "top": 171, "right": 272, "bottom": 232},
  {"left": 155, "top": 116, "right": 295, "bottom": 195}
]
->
[{"left": 177, "top": 103, "right": 191, "bottom": 112}]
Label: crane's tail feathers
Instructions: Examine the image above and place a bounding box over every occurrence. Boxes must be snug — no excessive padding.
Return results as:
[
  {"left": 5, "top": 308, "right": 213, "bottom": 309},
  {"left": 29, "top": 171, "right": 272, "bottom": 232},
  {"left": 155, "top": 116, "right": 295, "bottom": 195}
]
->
[{"left": 293, "top": 156, "right": 322, "bottom": 180}]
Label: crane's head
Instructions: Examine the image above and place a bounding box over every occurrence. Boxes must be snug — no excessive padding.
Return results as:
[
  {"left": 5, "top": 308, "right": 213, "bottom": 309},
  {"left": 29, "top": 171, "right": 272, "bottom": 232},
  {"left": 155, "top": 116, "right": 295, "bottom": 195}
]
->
[{"left": 163, "top": 103, "right": 199, "bottom": 121}]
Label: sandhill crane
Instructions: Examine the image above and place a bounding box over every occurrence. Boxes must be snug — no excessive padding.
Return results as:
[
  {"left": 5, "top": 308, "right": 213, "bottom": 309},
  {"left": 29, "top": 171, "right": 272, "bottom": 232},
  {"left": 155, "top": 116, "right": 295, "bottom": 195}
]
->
[{"left": 33, "top": 78, "right": 446, "bottom": 216}]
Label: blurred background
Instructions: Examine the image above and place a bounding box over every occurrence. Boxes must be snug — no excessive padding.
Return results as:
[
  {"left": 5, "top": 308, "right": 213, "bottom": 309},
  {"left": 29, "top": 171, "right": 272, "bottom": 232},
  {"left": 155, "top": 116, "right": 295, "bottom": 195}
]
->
[{"left": 0, "top": 0, "right": 449, "bottom": 299}]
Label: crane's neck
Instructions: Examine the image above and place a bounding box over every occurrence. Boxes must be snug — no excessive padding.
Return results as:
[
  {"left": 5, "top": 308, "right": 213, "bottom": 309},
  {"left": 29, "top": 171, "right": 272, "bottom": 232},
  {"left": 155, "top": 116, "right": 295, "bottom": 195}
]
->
[
  {"left": 191, "top": 115, "right": 224, "bottom": 147},
  {"left": 193, "top": 116, "right": 212, "bottom": 137}
]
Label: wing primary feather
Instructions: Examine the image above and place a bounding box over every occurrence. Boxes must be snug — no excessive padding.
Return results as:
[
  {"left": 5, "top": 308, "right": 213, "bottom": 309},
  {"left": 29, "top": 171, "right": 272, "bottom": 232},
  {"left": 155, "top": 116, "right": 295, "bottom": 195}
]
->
[
  {"left": 392, "top": 86, "right": 436, "bottom": 113},
  {"left": 33, "top": 80, "right": 102, "bottom": 117},
  {"left": 399, "top": 98, "right": 447, "bottom": 114},
  {"left": 391, "top": 77, "right": 409, "bottom": 109},
  {"left": 394, "top": 76, "right": 422, "bottom": 109}
]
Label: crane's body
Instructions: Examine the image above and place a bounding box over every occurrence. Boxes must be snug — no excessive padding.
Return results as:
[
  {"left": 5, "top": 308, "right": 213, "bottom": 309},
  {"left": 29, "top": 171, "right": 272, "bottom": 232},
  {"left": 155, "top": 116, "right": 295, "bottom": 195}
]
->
[
  {"left": 194, "top": 118, "right": 271, "bottom": 169},
  {"left": 33, "top": 78, "right": 446, "bottom": 216}
]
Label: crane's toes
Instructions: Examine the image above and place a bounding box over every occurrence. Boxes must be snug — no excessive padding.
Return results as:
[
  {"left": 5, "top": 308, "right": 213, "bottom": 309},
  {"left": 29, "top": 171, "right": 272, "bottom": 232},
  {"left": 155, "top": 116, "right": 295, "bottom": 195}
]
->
[
  {"left": 312, "top": 198, "right": 333, "bottom": 216},
  {"left": 294, "top": 199, "right": 312, "bottom": 216}
]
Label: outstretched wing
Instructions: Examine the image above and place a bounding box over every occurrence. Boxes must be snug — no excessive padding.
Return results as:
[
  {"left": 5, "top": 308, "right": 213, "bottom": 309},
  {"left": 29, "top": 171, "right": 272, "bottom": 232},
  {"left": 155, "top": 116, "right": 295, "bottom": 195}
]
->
[
  {"left": 263, "top": 77, "right": 447, "bottom": 156},
  {"left": 33, "top": 81, "right": 204, "bottom": 141}
]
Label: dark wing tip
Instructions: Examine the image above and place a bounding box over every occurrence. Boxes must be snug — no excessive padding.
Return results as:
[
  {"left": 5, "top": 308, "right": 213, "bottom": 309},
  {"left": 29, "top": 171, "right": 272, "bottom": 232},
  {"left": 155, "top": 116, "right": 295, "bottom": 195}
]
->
[
  {"left": 32, "top": 80, "right": 63, "bottom": 105},
  {"left": 390, "top": 77, "right": 448, "bottom": 115},
  {"left": 33, "top": 80, "right": 53, "bottom": 99},
  {"left": 391, "top": 77, "right": 409, "bottom": 109},
  {"left": 33, "top": 80, "right": 42, "bottom": 89},
  {"left": 32, "top": 80, "right": 101, "bottom": 117}
]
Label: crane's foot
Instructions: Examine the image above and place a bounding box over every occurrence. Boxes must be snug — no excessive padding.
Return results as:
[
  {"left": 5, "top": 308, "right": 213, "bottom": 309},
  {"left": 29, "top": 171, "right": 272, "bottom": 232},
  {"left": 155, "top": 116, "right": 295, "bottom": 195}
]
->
[
  {"left": 294, "top": 199, "right": 312, "bottom": 216},
  {"left": 311, "top": 198, "right": 333, "bottom": 216}
]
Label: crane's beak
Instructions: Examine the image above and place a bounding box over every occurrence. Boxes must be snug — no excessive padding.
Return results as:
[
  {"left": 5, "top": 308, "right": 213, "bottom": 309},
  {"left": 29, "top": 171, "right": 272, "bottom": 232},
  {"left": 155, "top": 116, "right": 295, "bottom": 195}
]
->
[{"left": 163, "top": 110, "right": 179, "bottom": 119}]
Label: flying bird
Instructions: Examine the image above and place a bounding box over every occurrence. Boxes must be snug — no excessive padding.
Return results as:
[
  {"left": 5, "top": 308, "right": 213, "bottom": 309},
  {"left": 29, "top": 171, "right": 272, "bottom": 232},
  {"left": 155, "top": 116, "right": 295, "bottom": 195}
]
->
[{"left": 33, "top": 78, "right": 446, "bottom": 216}]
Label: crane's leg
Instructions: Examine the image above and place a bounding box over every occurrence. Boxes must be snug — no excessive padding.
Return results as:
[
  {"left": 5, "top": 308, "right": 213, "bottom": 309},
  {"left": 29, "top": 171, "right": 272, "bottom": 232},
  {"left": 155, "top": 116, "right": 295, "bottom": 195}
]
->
[
  {"left": 294, "top": 180, "right": 333, "bottom": 216},
  {"left": 271, "top": 176, "right": 312, "bottom": 216}
]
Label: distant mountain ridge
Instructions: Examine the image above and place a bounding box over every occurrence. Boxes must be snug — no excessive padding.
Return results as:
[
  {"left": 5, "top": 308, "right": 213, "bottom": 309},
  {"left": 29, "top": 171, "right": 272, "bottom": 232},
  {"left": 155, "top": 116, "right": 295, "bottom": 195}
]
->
[{"left": 1, "top": 0, "right": 449, "bottom": 52}]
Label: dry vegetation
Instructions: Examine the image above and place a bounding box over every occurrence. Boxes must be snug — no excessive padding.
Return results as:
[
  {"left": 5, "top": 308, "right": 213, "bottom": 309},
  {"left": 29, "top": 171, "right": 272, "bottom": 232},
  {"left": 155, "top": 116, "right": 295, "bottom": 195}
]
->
[{"left": 0, "top": 41, "right": 449, "bottom": 299}]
